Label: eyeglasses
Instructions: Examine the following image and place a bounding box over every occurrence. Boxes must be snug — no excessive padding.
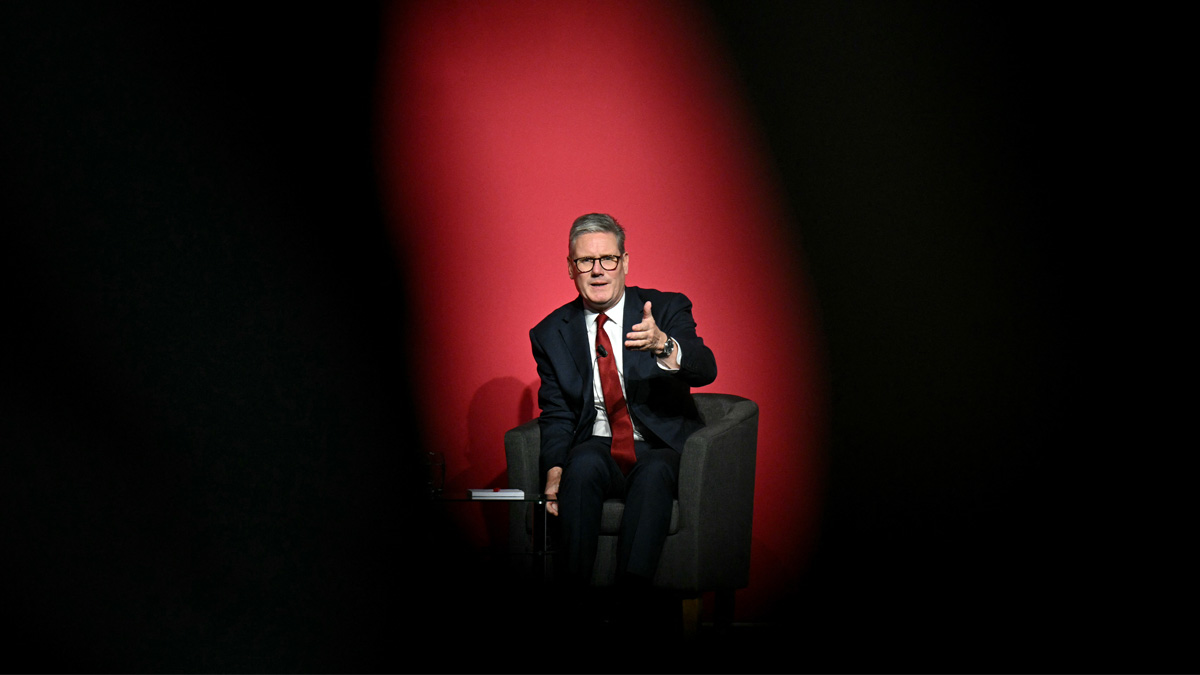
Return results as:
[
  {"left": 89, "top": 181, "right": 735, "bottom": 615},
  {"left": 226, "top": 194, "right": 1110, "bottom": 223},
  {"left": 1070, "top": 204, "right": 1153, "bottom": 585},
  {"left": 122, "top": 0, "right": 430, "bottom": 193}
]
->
[{"left": 572, "top": 254, "right": 623, "bottom": 273}]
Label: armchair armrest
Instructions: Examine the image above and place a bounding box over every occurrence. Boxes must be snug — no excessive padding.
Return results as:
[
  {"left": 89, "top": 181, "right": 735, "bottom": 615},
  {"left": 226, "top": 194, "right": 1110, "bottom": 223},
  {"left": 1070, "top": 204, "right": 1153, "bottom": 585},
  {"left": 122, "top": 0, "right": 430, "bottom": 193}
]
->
[
  {"left": 664, "top": 394, "right": 759, "bottom": 589},
  {"left": 504, "top": 419, "right": 541, "bottom": 494},
  {"left": 504, "top": 419, "right": 541, "bottom": 556}
]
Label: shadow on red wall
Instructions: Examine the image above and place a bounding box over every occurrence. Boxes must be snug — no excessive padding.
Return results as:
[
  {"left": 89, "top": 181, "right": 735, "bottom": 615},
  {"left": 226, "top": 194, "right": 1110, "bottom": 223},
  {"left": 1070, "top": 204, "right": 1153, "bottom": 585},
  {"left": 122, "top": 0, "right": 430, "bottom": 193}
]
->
[{"left": 447, "top": 377, "right": 538, "bottom": 548}]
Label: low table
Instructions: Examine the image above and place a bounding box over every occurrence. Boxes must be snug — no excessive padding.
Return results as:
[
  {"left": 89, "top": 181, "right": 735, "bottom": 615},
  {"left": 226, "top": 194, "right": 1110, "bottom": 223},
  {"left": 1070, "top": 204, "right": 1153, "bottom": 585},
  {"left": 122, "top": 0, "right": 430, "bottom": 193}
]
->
[{"left": 432, "top": 491, "right": 558, "bottom": 582}]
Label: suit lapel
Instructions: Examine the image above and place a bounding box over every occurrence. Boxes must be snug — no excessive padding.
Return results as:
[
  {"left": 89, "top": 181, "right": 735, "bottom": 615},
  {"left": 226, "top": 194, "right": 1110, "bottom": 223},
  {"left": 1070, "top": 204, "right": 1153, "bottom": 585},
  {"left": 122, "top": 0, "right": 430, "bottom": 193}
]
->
[{"left": 558, "top": 298, "right": 592, "bottom": 394}]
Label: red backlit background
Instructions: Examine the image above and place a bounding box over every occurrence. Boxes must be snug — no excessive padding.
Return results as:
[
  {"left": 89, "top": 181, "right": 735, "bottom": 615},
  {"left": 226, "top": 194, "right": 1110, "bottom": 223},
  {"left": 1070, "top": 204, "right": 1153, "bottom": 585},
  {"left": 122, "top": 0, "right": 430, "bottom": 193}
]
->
[{"left": 376, "top": 0, "right": 825, "bottom": 620}]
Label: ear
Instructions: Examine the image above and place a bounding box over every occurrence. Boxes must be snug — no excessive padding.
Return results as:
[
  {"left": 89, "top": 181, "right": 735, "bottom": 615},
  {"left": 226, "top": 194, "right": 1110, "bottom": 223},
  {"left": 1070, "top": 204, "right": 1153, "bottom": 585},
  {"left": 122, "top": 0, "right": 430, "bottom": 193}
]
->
[{"left": 621, "top": 251, "right": 630, "bottom": 275}]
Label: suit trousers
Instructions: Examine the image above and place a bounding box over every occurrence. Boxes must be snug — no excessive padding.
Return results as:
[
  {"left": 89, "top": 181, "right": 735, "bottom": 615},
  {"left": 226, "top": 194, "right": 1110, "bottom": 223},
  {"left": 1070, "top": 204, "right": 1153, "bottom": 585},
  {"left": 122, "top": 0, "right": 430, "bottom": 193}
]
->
[{"left": 558, "top": 436, "right": 681, "bottom": 585}]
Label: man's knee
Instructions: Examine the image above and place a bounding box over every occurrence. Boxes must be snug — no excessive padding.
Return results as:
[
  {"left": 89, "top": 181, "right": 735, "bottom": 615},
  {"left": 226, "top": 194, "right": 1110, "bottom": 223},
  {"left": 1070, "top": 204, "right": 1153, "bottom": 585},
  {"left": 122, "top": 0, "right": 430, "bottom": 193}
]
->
[
  {"left": 563, "top": 442, "right": 612, "bottom": 486},
  {"left": 564, "top": 439, "right": 619, "bottom": 480},
  {"left": 630, "top": 449, "right": 679, "bottom": 489}
]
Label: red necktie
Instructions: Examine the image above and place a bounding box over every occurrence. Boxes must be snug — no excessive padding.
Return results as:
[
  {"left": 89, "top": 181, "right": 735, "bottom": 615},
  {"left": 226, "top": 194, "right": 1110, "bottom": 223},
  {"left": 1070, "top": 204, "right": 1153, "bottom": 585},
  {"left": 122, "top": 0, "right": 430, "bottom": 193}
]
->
[{"left": 596, "top": 313, "right": 636, "bottom": 474}]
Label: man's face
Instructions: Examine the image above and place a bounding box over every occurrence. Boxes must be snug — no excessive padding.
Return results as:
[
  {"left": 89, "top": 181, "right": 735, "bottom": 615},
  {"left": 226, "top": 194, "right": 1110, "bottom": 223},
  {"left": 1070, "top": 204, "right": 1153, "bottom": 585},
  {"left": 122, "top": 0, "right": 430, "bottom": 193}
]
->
[{"left": 569, "top": 232, "right": 629, "bottom": 313}]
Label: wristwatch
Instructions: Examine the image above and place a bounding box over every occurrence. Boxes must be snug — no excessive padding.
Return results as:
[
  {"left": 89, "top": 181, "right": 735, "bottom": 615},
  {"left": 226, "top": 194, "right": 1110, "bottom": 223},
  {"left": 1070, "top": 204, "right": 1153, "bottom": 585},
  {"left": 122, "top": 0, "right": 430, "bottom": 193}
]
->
[{"left": 656, "top": 336, "right": 676, "bottom": 359}]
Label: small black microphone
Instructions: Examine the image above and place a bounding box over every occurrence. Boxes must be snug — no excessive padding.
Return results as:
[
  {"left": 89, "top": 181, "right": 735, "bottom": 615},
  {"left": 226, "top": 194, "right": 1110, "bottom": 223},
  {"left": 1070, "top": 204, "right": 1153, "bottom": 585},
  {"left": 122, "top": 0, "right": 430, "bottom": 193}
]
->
[{"left": 596, "top": 344, "right": 608, "bottom": 358}]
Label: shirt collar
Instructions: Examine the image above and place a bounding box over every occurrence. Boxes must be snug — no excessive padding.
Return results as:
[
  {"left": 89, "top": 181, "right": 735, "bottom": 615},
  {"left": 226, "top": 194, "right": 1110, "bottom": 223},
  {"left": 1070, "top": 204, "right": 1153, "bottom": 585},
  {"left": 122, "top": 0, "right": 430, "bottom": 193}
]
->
[{"left": 583, "top": 289, "right": 627, "bottom": 329}]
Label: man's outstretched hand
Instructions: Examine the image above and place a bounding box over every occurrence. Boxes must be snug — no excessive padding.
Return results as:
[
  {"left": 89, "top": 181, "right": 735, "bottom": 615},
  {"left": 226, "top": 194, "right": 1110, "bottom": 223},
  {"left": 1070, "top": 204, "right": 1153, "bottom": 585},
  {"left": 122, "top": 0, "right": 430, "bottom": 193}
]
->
[
  {"left": 625, "top": 301, "right": 666, "bottom": 353},
  {"left": 627, "top": 301, "right": 679, "bottom": 369}
]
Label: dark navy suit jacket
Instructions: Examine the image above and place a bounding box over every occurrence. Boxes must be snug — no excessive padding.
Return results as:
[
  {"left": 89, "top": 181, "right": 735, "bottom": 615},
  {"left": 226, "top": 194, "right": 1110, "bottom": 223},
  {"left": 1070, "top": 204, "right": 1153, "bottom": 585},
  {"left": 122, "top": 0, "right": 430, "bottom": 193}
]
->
[{"left": 529, "top": 286, "right": 718, "bottom": 474}]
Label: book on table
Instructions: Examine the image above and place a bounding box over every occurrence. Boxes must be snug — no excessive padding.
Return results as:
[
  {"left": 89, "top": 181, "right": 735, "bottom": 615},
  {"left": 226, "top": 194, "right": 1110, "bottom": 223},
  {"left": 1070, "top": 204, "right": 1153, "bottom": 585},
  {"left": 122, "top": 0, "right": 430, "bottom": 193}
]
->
[{"left": 467, "top": 488, "right": 525, "bottom": 500}]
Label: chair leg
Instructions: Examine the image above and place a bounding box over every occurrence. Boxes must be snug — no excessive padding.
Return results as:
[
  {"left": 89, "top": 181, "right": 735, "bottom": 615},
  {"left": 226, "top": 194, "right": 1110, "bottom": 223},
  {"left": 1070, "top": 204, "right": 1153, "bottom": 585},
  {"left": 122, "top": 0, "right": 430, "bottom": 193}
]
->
[{"left": 681, "top": 597, "right": 701, "bottom": 640}]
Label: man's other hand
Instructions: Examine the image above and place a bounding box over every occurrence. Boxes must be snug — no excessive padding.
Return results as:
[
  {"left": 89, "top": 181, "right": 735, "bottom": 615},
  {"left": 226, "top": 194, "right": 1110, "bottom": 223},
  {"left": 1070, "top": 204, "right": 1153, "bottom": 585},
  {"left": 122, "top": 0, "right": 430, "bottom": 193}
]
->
[{"left": 545, "top": 466, "right": 562, "bottom": 516}]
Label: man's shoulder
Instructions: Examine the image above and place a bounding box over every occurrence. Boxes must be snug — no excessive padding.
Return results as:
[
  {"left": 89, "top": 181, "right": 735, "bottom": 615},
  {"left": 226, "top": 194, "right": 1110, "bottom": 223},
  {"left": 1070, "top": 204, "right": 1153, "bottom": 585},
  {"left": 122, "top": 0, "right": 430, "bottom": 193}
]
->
[
  {"left": 628, "top": 286, "right": 689, "bottom": 305},
  {"left": 531, "top": 296, "right": 583, "bottom": 335}
]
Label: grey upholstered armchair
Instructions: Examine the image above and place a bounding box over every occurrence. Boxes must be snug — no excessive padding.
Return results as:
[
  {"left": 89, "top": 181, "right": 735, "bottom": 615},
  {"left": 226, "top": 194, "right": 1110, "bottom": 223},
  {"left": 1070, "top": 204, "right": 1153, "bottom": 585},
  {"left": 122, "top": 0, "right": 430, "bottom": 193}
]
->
[{"left": 504, "top": 393, "right": 758, "bottom": 629}]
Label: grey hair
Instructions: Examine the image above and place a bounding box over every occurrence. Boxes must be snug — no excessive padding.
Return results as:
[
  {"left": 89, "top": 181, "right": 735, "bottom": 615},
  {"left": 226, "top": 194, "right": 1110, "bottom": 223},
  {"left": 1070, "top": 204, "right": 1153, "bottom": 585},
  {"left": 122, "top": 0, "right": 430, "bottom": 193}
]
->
[{"left": 568, "top": 213, "right": 626, "bottom": 254}]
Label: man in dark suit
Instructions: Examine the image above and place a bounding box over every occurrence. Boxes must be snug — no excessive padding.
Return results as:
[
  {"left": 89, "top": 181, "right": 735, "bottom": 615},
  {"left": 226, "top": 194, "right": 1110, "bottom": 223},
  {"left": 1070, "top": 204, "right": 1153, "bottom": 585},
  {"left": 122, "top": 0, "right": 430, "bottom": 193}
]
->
[{"left": 530, "top": 213, "right": 717, "bottom": 592}]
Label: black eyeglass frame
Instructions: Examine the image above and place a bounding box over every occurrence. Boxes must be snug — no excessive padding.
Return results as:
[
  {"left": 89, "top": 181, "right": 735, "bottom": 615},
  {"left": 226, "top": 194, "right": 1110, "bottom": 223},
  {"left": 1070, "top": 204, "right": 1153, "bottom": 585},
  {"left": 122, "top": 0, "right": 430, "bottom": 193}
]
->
[{"left": 571, "top": 254, "right": 624, "bottom": 273}]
